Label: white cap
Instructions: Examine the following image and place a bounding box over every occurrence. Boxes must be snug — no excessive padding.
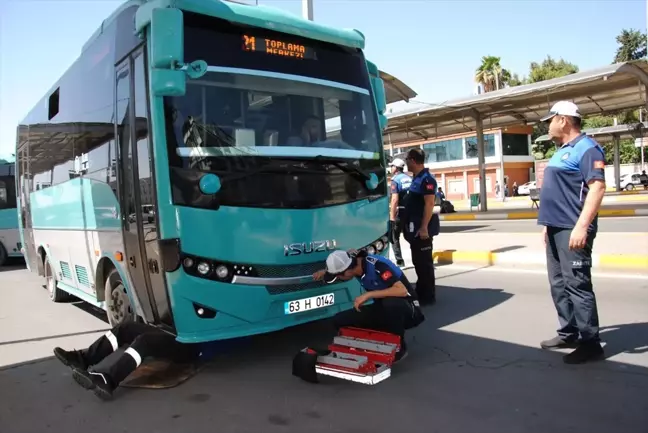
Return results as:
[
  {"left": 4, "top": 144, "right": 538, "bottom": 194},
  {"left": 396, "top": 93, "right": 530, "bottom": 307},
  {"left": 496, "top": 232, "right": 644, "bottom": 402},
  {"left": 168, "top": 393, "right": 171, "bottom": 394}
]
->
[
  {"left": 540, "top": 101, "right": 581, "bottom": 122},
  {"left": 323, "top": 250, "right": 353, "bottom": 283},
  {"left": 390, "top": 158, "right": 406, "bottom": 168}
]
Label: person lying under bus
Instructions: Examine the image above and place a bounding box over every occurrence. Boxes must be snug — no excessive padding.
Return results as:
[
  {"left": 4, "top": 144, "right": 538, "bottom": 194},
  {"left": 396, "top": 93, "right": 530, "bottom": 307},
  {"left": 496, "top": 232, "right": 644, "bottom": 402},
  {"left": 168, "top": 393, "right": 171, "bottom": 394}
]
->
[
  {"left": 312, "top": 249, "right": 425, "bottom": 362},
  {"left": 53, "top": 322, "right": 201, "bottom": 401}
]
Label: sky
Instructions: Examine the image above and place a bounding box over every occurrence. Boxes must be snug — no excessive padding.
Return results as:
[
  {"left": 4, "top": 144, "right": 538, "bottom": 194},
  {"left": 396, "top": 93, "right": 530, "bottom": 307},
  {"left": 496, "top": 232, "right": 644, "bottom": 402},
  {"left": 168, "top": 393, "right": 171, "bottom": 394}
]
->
[{"left": 0, "top": 0, "right": 646, "bottom": 160}]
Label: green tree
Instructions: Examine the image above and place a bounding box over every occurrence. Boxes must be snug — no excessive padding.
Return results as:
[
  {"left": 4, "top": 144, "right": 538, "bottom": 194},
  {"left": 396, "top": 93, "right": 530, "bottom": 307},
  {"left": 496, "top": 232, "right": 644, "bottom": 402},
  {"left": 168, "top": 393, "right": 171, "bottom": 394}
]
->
[
  {"left": 613, "top": 29, "right": 647, "bottom": 62},
  {"left": 474, "top": 56, "right": 512, "bottom": 92}
]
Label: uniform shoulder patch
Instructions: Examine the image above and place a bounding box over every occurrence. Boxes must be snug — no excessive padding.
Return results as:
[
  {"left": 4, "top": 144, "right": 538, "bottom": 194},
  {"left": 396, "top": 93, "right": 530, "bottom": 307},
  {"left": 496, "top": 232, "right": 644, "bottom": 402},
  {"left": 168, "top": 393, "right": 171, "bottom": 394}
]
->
[
  {"left": 380, "top": 270, "right": 393, "bottom": 281},
  {"left": 425, "top": 183, "right": 435, "bottom": 190},
  {"left": 593, "top": 160, "right": 605, "bottom": 169}
]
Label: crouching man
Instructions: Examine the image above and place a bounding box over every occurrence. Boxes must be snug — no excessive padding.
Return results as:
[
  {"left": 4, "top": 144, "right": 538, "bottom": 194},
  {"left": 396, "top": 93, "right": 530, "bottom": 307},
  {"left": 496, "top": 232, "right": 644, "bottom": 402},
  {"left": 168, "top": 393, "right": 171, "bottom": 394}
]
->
[
  {"left": 313, "top": 249, "right": 425, "bottom": 362},
  {"left": 53, "top": 322, "right": 201, "bottom": 400}
]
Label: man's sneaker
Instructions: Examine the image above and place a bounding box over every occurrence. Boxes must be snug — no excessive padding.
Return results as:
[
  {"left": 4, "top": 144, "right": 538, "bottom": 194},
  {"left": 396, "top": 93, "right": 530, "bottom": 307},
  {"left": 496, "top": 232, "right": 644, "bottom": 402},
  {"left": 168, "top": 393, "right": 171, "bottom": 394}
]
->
[
  {"left": 540, "top": 336, "right": 579, "bottom": 350},
  {"left": 396, "top": 259, "right": 405, "bottom": 267},
  {"left": 563, "top": 341, "right": 605, "bottom": 365},
  {"left": 53, "top": 347, "right": 87, "bottom": 371},
  {"left": 71, "top": 368, "right": 115, "bottom": 401}
]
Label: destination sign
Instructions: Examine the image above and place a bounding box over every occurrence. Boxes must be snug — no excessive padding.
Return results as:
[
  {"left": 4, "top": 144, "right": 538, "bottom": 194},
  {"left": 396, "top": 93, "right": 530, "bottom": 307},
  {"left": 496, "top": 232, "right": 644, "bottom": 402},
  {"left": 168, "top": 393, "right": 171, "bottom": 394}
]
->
[{"left": 242, "top": 35, "right": 316, "bottom": 60}]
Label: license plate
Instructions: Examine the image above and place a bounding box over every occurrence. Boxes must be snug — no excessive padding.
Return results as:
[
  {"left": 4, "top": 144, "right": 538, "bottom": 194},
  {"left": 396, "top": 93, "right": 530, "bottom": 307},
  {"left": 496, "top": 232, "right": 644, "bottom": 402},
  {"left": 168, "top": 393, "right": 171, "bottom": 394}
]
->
[{"left": 284, "top": 293, "right": 335, "bottom": 315}]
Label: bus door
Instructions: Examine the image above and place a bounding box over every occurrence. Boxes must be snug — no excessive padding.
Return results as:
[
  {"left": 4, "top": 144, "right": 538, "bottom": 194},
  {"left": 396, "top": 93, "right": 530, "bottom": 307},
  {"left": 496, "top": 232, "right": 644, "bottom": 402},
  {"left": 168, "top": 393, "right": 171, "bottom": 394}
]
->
[
  {"left": 115, "top": 53, "right": 162, "bottom": 326},
  {"left": 17, "top": 144, "right": 39, "bottom": 272}
]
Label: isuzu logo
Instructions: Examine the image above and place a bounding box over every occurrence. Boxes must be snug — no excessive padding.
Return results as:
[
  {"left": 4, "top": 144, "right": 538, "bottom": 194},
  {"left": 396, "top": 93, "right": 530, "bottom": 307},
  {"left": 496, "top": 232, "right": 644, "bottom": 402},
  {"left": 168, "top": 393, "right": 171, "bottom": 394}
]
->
[{"left": 284, "top": 240, "right": 337, "bottom": 256}]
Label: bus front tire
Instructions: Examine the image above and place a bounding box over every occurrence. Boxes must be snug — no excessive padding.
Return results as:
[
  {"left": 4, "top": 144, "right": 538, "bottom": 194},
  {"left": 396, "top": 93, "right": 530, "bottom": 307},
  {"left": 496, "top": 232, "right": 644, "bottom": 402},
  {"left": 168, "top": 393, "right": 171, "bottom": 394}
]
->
[{"left": 104, "top": 269, "right": 136, "bottom": 326}]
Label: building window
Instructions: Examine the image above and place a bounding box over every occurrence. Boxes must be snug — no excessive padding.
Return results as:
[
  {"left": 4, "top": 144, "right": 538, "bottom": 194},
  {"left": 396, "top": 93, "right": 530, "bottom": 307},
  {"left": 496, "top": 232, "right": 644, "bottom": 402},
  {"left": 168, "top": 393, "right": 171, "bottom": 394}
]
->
[
  {"left": 502, "top": 133, "right": 530, "bottom": 156},
  {"left": 464, "top": 134, "right": 495, "bottom": 158},
  {"left": 422, "top": 138, "right": 463, "bottom": 163}
]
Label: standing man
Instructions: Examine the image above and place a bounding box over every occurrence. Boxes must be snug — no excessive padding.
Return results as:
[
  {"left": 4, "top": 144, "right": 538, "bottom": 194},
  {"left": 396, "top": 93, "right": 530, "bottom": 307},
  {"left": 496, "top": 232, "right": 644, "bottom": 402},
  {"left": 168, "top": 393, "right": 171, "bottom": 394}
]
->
[
  {"left": 401, "top": 148, "right": 440, "bottom": 304},
  {"left": 389, "top": 157, "right": 412, "bottom": 267},
  {"left": 313, "top": 249, "right": 425, "bottom": 361},
  {"left": 537, "top": 101, "right": 606, "bottom": 364}
]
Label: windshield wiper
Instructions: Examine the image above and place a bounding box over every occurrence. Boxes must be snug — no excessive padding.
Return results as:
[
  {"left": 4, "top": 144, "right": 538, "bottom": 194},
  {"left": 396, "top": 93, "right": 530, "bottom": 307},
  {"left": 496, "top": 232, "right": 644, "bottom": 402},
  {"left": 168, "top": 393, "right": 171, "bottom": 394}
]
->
[{"left": 308, "top": 155, "right": 372, "bottom": 182}]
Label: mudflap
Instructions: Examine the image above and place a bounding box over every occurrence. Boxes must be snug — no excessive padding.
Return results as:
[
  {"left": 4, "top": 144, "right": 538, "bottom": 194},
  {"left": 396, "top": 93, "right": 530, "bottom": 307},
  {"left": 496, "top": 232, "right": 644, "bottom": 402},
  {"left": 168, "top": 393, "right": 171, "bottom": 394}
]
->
[
  {"left": 293, "top": 327, "right": 401, "bottom": 386},
  {"left": 121, "top": 358, "right": 206, "bottom": 389}
]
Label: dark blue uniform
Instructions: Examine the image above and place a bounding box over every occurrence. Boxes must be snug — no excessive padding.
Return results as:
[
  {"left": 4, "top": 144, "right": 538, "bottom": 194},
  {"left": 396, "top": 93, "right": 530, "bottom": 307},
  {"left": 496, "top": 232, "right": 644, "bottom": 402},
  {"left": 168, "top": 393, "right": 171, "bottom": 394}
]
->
[
  {"left": 538, "top": 133, "right": 605, "bottom": 343},
  {"left": 401, "top": 168, "right": 440, "bottom": 303},
  {"left": 390, "top": 172, "right": 412, "bottom": 264},
  {"left": 333, "top": 254, "right": 425, "bottom": 347}
]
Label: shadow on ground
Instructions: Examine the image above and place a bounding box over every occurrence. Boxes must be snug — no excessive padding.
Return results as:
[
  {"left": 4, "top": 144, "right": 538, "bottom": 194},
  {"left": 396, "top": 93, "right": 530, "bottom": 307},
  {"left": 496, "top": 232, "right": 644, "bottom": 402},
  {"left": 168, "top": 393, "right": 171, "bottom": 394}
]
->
[{"left": 1, "top": 284, "right": 648, "bottom": 433}]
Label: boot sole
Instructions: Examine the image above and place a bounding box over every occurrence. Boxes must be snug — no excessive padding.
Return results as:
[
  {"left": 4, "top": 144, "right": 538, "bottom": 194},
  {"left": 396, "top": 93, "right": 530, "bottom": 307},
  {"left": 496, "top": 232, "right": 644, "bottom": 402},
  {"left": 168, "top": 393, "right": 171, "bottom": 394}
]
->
[
  {"left": 540, "top": 342, "right": 580, "bottom": 350},
  {"left": 72, "top": 369, "right": 114, "bottom": 401}
]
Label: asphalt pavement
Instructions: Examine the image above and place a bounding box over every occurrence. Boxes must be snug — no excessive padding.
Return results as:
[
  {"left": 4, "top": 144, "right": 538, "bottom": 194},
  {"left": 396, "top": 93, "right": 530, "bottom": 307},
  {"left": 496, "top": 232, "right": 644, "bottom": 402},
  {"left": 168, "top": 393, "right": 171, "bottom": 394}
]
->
[
  {"left": 1, "top": 260, "right": 648, "bottom": 433},
  {"left": 441, "top": 216, "right": 648, "bottom": 234}
]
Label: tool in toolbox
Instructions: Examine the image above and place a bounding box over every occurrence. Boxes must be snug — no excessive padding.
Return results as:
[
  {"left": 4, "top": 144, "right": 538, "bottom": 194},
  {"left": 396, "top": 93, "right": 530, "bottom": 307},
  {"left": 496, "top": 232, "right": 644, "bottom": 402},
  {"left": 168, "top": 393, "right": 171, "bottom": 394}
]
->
[{"left": 292, "top": 327, "right": 402, "bottom": 385}]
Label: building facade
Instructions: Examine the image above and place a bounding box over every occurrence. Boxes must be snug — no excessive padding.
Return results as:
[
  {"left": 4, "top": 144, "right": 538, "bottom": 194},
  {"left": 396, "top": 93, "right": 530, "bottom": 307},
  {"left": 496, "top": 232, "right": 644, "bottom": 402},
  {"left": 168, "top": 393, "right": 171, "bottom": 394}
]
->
[{"left": 386, "top": 126, "right": 535, "bottom": 200}]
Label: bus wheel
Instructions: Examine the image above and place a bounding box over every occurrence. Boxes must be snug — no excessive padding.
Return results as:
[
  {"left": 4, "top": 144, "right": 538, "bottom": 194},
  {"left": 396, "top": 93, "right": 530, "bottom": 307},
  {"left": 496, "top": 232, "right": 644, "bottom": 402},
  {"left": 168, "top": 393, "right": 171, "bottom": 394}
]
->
[
  {"left": 0, "top": 243, "right": 6, "bottom": 267},
  {"left": 104, "top": 269, "right": 136, "bottom": 326},
  {"left": 45, "top": 256, "right": 69, "bottom": 302}
]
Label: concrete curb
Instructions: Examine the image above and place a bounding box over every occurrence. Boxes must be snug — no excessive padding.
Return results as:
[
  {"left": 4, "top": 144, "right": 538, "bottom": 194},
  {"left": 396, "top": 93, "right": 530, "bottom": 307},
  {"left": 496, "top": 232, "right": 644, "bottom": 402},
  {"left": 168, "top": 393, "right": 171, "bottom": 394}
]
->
[
  {"left": 439, "top": 208, "right": 648, "bottom": 221},
  {"left": 432, "top": 250, "right": 648, "bottom": 271}
]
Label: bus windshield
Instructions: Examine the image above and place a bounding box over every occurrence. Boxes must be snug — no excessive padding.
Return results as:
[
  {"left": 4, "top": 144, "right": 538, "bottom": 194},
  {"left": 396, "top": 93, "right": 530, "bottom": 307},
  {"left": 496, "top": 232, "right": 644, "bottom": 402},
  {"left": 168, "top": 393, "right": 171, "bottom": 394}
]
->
[{"left": 163, "top": 12, "right": 386, "bottom": 210}]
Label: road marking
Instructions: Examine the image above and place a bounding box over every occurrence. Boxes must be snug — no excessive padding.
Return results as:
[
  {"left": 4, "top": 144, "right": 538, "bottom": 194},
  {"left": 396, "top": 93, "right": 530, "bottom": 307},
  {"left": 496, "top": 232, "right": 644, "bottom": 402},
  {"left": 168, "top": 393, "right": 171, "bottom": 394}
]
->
[{"left": 436, "top": 264, "right": 648, "bottom": 281}]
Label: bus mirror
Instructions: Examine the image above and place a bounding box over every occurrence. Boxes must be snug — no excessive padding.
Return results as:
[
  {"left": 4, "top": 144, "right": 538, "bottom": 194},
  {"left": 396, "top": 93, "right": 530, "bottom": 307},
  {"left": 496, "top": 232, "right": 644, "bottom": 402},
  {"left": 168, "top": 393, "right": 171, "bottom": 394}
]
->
[
  {"left": 377, "top": 113, "right": 388, "bottom": 131},
  {"left": 150, "top": 8, "right": 184, "bottom": 69},
  {"left": 151, "top": 69, "right": 186, "bottom": 96},
  {"left": 371, "top": 76, "right": 387, "bottom": 115}
]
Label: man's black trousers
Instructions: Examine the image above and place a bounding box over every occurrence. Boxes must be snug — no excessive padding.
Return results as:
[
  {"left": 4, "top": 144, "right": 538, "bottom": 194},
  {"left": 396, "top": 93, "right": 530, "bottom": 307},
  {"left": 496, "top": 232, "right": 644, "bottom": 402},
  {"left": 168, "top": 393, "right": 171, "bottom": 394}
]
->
[
  {"left": 82, "top": 322, "right": 200, "bottom": 388},
  {"left": 410, "top": 236, "right": 436, "bottom": 302},
  {"left": 545, "top": 226, "right": 600, "bottom": 343},
  {"left": 332, "top": 297, "right": 424, "bottom": 346}
]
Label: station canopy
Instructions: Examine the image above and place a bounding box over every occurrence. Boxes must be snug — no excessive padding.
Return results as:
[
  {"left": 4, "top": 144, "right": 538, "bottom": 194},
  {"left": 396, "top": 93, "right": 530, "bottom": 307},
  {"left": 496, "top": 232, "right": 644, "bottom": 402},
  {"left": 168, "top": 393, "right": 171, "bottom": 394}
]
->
[
  {"left": 379, "top": 69, "right": 417, "bottom": 104},
  {"left": 383, "top": 60, "right": 648, "bottom": 144}
]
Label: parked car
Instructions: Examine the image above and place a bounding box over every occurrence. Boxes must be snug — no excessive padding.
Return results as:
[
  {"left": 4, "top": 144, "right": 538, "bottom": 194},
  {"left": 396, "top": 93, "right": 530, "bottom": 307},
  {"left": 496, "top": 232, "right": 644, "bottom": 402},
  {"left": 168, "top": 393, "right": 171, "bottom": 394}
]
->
[
  {"left": 612, "top": 172, "right": 645, "bottom": 191},
  {"left": 517, "top": 181, "right": 536, "bottom": 196}
]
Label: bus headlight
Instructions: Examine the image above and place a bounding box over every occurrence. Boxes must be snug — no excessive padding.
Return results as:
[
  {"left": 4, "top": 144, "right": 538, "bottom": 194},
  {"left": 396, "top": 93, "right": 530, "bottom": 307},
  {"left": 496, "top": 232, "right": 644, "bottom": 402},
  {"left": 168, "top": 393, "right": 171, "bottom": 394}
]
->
[
  {"left": 374, "top": 240, "right": 384, "bottom": 251},
  {"left": 183, "top": 257, "right": 195, "bottom": 268},
  {"left": 215, "top": 265, "right": 229, "bottom": 279},
  {"left": 366, "top": 245, "right": 376, "bottom": 255},
  {"left": 196, "top": 262, "right": 211, "bottom": 275}
]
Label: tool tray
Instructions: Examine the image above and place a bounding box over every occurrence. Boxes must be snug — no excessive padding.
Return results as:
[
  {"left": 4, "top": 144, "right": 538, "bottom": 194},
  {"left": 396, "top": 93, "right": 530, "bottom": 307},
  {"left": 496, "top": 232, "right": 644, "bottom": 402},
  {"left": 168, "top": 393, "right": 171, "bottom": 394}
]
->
[{"left": 299, "top": 327, "right": 402, "bottom": 385}]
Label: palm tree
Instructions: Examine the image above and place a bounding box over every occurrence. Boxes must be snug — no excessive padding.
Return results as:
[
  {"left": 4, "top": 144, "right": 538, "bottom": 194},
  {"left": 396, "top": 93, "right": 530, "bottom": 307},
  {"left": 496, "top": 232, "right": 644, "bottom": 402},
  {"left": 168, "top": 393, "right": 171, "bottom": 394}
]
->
[{"left": 475, "top": 56, "right": 511, "bottom": 92}]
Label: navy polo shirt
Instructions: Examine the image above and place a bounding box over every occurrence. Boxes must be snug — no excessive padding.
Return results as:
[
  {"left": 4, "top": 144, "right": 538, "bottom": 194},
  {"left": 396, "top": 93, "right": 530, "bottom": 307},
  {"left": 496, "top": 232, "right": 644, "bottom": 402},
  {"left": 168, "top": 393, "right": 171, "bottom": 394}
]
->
[
  {"left": 537, "top": 134, "right": 606, "bottom": 232},
  {"left": 390, "top": 172, "right": 412, "bottom": 211},
  {"left": 360, "top": 254, "right": 418, "bottom": 301},
  {"left": 401, "top": 168, "right": 440, "bottom": 238}
]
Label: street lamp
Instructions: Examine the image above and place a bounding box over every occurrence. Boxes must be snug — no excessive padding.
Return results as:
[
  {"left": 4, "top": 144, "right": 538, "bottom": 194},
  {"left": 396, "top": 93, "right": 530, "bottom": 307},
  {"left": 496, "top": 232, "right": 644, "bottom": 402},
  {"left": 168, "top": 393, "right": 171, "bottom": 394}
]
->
[{"left": 302, "top": 0, "right": 313, "bottom": 20}]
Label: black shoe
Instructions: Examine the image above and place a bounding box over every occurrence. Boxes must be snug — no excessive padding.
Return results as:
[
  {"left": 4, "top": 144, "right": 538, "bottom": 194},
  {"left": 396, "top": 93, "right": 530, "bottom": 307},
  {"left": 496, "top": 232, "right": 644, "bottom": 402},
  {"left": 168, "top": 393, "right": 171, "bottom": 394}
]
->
[
  {"left": 393, "top": 339, "right": 408, "bottom": 364},
  {"left": 396, "top": 259, "right": 405, "bottom": 267},
  {"left": 71, "top": 368, "right": 115, "bottom": 401},
  {"left": 419, "top": 295, "right": 436, "bottom": 306},
  {"left": 563, "top": 341, "right": 605, "bottom": 364},
  {"left": 540, "top": 336, "right": 579, "bottom": 350},
  {"left": 53, "top": 347, "right": 87, "bottom": 370}
]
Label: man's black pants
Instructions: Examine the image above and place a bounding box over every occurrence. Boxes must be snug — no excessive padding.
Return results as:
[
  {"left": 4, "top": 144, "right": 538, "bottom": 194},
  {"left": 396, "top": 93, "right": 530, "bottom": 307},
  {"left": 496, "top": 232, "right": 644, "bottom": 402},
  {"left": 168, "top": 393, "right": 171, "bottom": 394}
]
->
[
  {"left": 390, "top": 219, "right": 404, "bottom": 263},
  {"left": 410, "top": 236, "right": 436, "bottom": 302},
  {"left": 333, "top": 298, "right": 424, "bottom": 348},
  {"left": 82, "top": 322, "right": 200, "bottom": 388},
  {"left": 545, "top": 226, "right": 600, "bottom": 343}
]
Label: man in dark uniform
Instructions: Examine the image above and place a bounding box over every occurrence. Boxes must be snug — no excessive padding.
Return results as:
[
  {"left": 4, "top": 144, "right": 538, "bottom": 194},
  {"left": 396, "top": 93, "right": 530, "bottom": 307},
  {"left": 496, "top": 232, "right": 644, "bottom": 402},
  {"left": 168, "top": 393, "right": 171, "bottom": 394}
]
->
[
  {"left": 389, "top": 157, "right": 412, "bottom": 267},
  {"left": 401, "top": 148, "right": 440, "bottom": 304},
  {"left": 313, "top": 249, "right": 425, "bottom": 361},
  {"left": 537, "top": 101, "right": 606, "bottom": 364},
  {"left": 53, "top": 322, "right": 201, "bottom": 400}
]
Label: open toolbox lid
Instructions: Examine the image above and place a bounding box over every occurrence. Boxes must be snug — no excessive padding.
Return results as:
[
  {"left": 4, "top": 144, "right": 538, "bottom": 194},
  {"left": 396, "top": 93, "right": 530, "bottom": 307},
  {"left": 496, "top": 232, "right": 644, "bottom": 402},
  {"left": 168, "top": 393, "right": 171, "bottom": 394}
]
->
[{"left": 293, "top": 327, "right": 402, "bottom": 385}]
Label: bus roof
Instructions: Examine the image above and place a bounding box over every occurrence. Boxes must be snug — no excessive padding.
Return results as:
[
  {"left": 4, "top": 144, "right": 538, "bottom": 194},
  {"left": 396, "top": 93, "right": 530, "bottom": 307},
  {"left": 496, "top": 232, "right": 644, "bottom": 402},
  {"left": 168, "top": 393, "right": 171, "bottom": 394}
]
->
[{"left": 134, "top": 0, "right": 365, "bottom": 50}]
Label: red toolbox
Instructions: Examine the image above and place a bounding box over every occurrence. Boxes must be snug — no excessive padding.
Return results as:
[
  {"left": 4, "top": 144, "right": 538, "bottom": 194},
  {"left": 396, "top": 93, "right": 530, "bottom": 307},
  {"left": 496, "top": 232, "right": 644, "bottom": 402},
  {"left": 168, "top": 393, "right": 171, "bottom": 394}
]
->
[{"left": 293, "top": 327, "right": 402, "bottom": 385}]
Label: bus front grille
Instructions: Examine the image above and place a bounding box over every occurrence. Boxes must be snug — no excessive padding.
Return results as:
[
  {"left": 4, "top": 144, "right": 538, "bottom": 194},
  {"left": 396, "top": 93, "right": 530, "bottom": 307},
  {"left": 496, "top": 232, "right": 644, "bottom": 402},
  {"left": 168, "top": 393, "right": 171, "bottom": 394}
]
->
[
  {"left": 254, "top": 261, "right": 326, "bottom": 279},
  {"left": 265, "top": 280, "right": 328, "bottom": 295}
]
